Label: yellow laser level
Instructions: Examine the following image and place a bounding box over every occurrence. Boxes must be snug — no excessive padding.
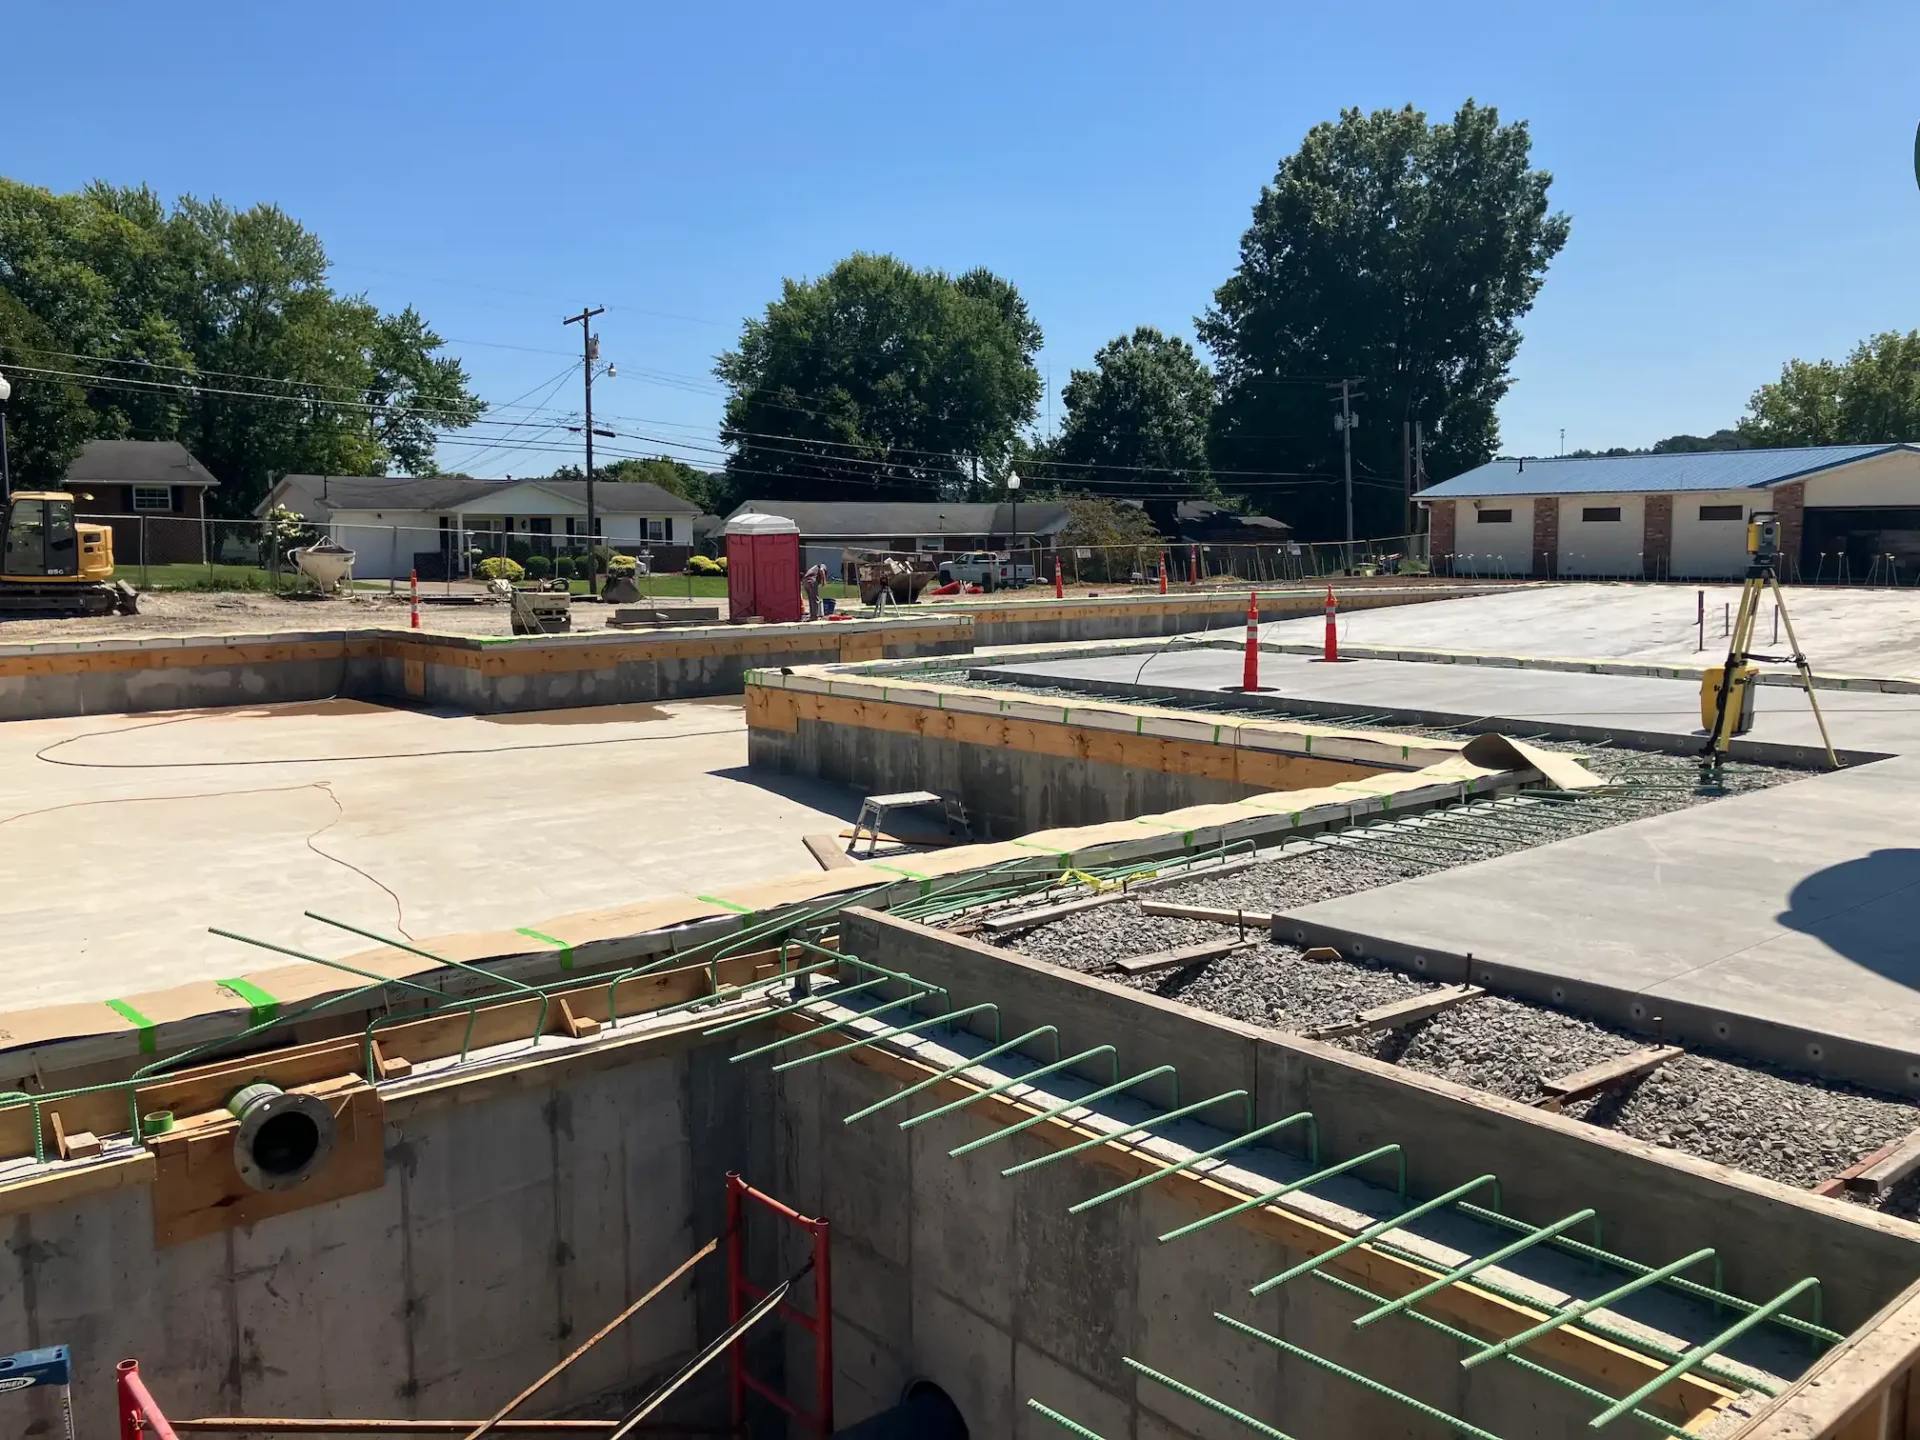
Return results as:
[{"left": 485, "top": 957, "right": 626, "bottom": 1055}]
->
[{"left": 1699, "top": 509, "right": 1837, "bottom": 778}]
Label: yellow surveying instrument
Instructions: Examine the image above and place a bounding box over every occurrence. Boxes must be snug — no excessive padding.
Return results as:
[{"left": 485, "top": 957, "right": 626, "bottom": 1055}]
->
[{"left": 1700, "top": 509, "right": 1838, "bottom": 777}]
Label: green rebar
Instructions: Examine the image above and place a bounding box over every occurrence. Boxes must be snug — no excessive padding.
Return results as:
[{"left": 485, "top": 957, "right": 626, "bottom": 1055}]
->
[
  {"left": 1122, "top": 1358, "right": 1296, "bottom": 1438},
  {"left": 1215, "top": 1312, "right": 1507, "bottom": 1440},
  {"left": 1454, "top": 1202, "right": 1842, "bottom": 1347},
  {"left": 1070, "top": 1110, "right": 1317, "bottom": 1215},
  {"left": 771, "top": 1004, "right": 1001, "bottom": 1072},
  {"left": 1249, "top": 1174, "right": 1500, "bottom": 1296},
  {"left": 1158, "top": 1144, "right": 1406, "bottom": 1244},
  {"left": 1462, "top": 1249, "right": 1717, "bottom": 1372},
  {"left": 1310, "top": 1272, "right": 1692, "bottom": 1438},
  {"left": 1588, "top": 1278, "right": 1821, "bottom": 1429},
  {"left": 728, "top": 985, "right": 934, "bottom": 1064},
  {"left": 1353, "top": 1208, "right": 1598, "bottom": 1329},
  {"left": 948, "top": 1065, "right": 1177, "bottom": 1158},
  {"left": 1365, "top": 1232, "right": 1783, "bottom": 1399},
  {"left": 1000, "top": 1089, "right": 1252, "bottom": 1177},
  {"left": 842, "top": 1026, "right": 1061, "bottom": 1124},
  {"left": 306, "top": 912, "right": 550, "bottom": 1047},
  {"left": 211, "top": 926, "right": 483, "bottom": 1077},
  {"left": 695, "top": 963, "right": 866, "bottom": 1035},
  {"left": 1024, "top": 1400, "right": 1106, "bottom": 1438},
  {"left": 899, "top": 1046, "right": 1118, "bottom": 1131}
]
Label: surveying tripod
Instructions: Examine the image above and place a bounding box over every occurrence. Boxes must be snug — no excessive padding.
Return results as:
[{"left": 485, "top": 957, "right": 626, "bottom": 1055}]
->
[{"left": 1700, "top": 509, "right": 1838, "bottom": 781}]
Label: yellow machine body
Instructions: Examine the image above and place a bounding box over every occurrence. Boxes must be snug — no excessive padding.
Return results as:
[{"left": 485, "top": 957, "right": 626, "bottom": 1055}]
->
[
  {"left": 0, "top": 491, "right": 134, "bottom": 616},
  {"left": 1701, "top": 663, "right": 1758, "bottom": 743}
]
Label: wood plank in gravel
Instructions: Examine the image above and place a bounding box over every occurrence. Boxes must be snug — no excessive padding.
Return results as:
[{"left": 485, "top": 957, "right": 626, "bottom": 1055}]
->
[
  {"left": 1308, "top": 984, "right": 1484, "bottom": 1039},
  {"left": 1138, "top": 901, "right": 1276, "bottom": 928},
  {"left": 1109, "top": 938, "right": 1257, "bottom": 976},
  {"left": 804, "top": 835, "right": 858, "bottom": 870},
  {"left": 1847, "top": 1129, "right": 1920, "bottom": 1198},
  {"left": 978, "top": 893, "right": 1126, "bottom": 935},
  {"left": 1536, "top": 1046, "right": 1684, "bottom": 1110}
]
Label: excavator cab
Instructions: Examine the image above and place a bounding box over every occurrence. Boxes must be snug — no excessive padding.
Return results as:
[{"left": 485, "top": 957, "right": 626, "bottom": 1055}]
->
[{"left": 0, "top": 492, "right": 136, "bottom": 616}]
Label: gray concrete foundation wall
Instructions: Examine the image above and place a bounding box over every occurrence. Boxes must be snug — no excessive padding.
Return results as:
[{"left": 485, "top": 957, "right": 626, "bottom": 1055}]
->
[
  {"left": 747, "top": 714, "right": 1360, "bottom": 839},
  {"left": 836, "top": 909, "right": 1920, "bottom": 1337},
  {"left": 0, "top": 1033, "right": 775, "bottom": 1440}
]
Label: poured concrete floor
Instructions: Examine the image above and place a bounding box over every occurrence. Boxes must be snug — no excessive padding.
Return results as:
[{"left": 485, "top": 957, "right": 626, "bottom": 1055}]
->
[
  {"left": 986, "top": 644, "right": 1920, "bottom": 1072},
  {"left": 0, "top": 697, "right": 862, "bottom": 1008},
  {"left": 1237, "top": 582, "right": 1920, "bottom": 678}
]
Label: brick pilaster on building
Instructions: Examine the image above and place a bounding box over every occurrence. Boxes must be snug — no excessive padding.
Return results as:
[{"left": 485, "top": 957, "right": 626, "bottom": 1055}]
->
[
  {"left": 1429, "top": 500, "right": 1456, "bottom": 573},
  {"left": 1773, "top": 481, "right": 1806, "bottom": 579},
  {"left": 1531, "top": 497, "right": 1560, "bottom": 579},
  {"left": 1642, "top": 494, "right": 1673, "bottom": 581}
]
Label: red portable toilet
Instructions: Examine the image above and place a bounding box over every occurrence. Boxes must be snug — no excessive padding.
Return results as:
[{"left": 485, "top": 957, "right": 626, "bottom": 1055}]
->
[{"left": 724, "top": 512, "right": 803, "bottom": 623}]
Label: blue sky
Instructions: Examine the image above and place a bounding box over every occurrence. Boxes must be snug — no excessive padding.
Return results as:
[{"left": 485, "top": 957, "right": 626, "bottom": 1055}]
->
[{"left": 10, "top": 1, "right": 1920, "bottom": 479}]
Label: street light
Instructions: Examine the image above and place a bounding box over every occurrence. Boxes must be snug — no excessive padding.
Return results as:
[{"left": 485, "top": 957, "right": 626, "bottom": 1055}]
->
[
  {"left": 1006, "top": 470, "right": 1021, "bottom": 583},
  {"left": 0, "top": 369, "right": 12, "bottom": 502}
]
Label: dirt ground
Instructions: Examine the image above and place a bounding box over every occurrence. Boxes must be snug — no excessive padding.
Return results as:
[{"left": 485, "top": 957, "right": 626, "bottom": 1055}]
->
[{"left": 0, "top": 589, "right": 720, "bottom": 641}]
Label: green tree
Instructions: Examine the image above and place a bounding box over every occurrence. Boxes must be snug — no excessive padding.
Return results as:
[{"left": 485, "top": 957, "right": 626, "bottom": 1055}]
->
[
  {"left": 716, "top": 253, "right": 1042, "bottom": 501},
  {"left": 1046, "top": 326, "right": 1213, "bottom": 530},
  {"left": 594, "top": 455, "right": 720, "bottom": 509},
  {"left": 1055, "top": 494, "right": 1165, "bottom": 582},
  {"left": 1652, "top": 429, "right": 1750, "bottom": 454},
  {"left": 1198, "top": 101, "right": 1569, "bottom": 540},
  {"left": 0, "top": 177, "right": 482, "bottom": 514},
  {"left": 0, "top": 291, "right": 94, "bottom": 486},
  {"left": 1740, "top": 331, "right": 1920, "bottom": 446}
]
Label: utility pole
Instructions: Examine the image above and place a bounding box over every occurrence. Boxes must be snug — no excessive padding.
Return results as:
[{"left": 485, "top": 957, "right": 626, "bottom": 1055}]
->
[
  {"left": 1329, "top": 379, "right": 1358, "bottom": 565},
  {"left": 1413, "top": 420, "right": 1426, "bottom": 533},
  {"left": 1402, "top": 420, "right": 1413, "bottom": 538},
  {"left": 564, "top": 305, "right": 605, "bottom": 591}
]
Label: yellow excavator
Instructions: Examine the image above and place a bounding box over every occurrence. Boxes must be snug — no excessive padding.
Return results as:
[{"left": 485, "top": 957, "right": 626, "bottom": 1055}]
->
[{"left": 1, "top": 490, "right": 139, "bottom": 616}]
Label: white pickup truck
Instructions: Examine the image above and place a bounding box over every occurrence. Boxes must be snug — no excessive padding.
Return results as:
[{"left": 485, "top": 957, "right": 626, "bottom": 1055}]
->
[{"left": 936, "top": 551, "right": 1033, "bottom": 590}]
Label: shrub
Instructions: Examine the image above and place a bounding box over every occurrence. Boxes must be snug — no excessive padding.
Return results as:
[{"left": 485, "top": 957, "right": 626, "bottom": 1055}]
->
[
  {"left": 606, "top": 553, "right": 639, "bottom": 577},
  {"left": 476, "top": 556, "right": 525, "bottom": 582},
  {"left": 686, "top": 554, "right": 720, "bottom": 575},
  {"left": 524, "top": 554, "right": 553, "bottom": 579},
  {"left": 715, "top": 555, "right": 729, "bottom": 573},
  {"left": 554, "top": 555, "right": 576, "bottom": 579}
]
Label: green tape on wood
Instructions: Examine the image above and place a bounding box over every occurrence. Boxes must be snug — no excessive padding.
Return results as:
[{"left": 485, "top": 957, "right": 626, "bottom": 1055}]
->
[
  {"left": 217, "top": 977, "right": 280, "bottom": 1028},
  {"left": 104, "top": 999, "right": 158, "bottom": 1054},
  {"left": 693, "top": 895, "right": 754, "bottom": 914},
  {"left": 515, "top": 926, "right": 574, "bottom": 971}
]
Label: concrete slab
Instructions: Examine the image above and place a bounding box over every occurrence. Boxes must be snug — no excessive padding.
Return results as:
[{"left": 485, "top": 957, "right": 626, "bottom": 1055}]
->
[
  {"left": 983, "top": 647, "right": 1920, "bottom": 760},
  {"left": 1243, "top": 583, "right": 1920, "bottom": 680},
  {"left": 985, "top": 646, "right": 1920, "bottom": 1082},
  {"left": 0, "top": 697, "right": 862, "bottom": 1009}
]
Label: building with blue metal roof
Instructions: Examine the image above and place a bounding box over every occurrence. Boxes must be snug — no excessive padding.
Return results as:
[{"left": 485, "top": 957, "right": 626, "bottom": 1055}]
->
[{"left": 1420, "top": 443, "right": 1920, "bottom": 581}]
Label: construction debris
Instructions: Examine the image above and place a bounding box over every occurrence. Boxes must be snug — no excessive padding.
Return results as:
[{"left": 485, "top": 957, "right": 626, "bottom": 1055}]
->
[
  {"left": 1138, "top": 901, "right": 1275, "bottom": 929},
  {"left": 978, "top": 893, "right": 1127, "bottom": 936},
  {"left": 803, "top": 835, "right": 859, "bottom": 871},
  {"left": 1109, "top": 938, "right": 1256, "bottom": 977},
  {"left": 1306, "top": 984, "right": 1484, "bottom": 1040},
  {"left": 1533, "top": 1046, "right": 1684, "bottom": 1113}
]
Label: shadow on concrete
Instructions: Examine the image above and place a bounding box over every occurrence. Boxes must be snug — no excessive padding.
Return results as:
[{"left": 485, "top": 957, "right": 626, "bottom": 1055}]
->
[
  {"left": 708, "top": 764, "right": 866, "bottom": 821},
  {"left": 1777, "top": 848, "right": 1920, "bottom": 987}
]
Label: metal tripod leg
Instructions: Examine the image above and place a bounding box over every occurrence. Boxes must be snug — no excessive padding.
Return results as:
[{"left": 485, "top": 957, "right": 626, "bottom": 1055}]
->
[{"left": 1767, "top": 575, "right": 1839, "bottom": 769}]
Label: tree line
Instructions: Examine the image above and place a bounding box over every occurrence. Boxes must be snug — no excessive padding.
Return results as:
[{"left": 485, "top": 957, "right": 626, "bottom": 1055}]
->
[
  {"left": 0, "top": 178, "right": 482, "bottom": 513},
  {"left": 717, "top": 100, "right": 1573, "bottom": 541}
]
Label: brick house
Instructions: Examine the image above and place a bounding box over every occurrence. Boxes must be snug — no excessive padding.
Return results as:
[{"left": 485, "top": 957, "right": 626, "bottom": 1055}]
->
[
  {"left": 1419, "top": 444, "right": 1920, "bottom": 582},
  {"left": 64, "top": 440, "right": 220, "bottom": 566}
]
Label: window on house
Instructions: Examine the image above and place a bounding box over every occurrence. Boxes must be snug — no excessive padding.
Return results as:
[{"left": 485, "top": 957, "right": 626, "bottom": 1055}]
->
[
  {"left": 646, "top": 518, "right": 666, "bottom": 543},
  {"left": 1699, "top": 504, "right": 1744, "bottom": 521},
  {"left": 1476, "top": 509, "right": 1513, "bottom": 524},
  {"left": 132, "top": 486, "right": 174, "bottom": 512},
  {"left": 1581, "top": 506, "right": 1622, "bottom": 522}
]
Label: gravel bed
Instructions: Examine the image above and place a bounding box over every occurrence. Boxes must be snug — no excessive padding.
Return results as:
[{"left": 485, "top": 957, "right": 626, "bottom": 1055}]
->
[{"left": 970, "top": 742, "right": 1920, "bottom": 1212}]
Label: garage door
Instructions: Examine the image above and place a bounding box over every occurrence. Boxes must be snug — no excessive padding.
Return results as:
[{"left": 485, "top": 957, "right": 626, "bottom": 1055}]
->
[{"left": 1802, "top": 507, "right": 1920, "bottom": 584}]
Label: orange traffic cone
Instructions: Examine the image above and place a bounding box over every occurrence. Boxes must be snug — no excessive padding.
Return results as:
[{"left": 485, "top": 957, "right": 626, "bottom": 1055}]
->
[
  {"left": 1054, "top": 556, "right": 1064, "bottom": 599},
  {"left": 1242, "top": 590, "right": 1262, "bottom": 690},
  {"left": 1322, "top": 583, "right": 1337, "bottom": 662},
  {"left": 410, "top": 569, "right": 420, "bottom": 629},
  {"left": 1159, "top": 553, "right": 1168, "bottom": 595}
]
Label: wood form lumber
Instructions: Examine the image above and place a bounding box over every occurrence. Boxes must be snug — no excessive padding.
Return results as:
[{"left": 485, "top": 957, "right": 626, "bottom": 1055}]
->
[
  {"left": 1110, "top": 939, "right": 1255, "bottom": 977},
  {"left": 1138, "top": 901, "right": 1276, "bottom": 928},
  {"left": 1308, "top": 985, "right": 1485, "bottom": 1039}
]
